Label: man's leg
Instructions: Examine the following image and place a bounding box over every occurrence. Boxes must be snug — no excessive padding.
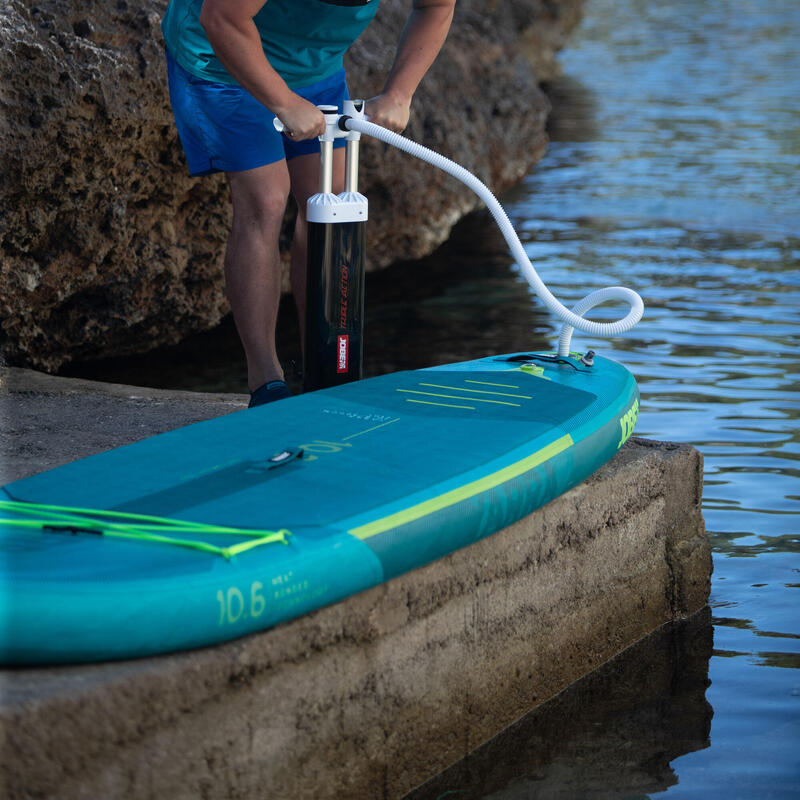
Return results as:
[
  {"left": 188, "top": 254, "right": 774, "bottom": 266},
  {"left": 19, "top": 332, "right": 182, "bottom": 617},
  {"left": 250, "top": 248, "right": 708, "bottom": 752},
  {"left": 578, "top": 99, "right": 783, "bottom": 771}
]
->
[
  {"left": 286, "top": 149, "right": 346, "bottom": 355},
  {"left": 225, "top": 161, "right": 291, "bottom": 392}
]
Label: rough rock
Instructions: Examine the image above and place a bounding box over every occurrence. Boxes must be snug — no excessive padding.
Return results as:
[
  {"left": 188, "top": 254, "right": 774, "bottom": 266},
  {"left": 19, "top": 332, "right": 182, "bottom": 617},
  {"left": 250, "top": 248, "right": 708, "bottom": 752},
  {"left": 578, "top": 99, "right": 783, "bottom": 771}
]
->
[{"left": 0, "top": 0, "right": 584, "bottom": 371}]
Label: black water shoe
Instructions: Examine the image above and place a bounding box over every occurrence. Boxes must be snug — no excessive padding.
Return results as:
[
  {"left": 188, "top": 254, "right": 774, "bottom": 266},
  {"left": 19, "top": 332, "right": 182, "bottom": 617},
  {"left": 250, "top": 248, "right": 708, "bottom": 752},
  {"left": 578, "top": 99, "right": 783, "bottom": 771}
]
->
[{"left": 248, "top": 380, "right": 292, "bottom": 408}]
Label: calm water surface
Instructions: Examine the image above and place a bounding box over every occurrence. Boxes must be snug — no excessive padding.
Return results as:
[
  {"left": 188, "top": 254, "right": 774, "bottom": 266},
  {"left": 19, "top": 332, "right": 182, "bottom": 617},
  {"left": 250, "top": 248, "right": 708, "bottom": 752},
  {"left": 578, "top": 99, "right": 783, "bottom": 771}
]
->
[{"left": 65, "top": 0, "right": 799, "bottom": 795}]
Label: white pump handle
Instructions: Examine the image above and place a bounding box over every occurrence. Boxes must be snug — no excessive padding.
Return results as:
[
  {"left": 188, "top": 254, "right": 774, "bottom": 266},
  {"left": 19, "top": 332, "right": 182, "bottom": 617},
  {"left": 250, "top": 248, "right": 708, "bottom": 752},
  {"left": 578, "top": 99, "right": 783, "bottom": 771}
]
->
[{"left": 273, "top": 105, "right": 344, "bottom": 142}]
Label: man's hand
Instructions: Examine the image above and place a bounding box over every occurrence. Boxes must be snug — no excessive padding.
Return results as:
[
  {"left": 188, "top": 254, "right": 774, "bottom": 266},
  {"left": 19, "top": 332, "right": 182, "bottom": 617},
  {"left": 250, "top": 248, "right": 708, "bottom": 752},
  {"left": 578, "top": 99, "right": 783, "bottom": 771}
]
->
[
  {"left": 365, "top": 92, "right": 411, "bottom": 133},
  {"left": 275, "top": 97, "right": 327, "bottom": 141}
]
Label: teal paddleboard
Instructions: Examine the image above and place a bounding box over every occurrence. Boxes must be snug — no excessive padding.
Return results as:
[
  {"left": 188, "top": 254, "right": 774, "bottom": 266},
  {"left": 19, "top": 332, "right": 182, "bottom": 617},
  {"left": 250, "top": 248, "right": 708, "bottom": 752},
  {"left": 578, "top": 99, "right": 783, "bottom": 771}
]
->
[{"left": 0, "top": 352, "right": 638, "bottom": 664}]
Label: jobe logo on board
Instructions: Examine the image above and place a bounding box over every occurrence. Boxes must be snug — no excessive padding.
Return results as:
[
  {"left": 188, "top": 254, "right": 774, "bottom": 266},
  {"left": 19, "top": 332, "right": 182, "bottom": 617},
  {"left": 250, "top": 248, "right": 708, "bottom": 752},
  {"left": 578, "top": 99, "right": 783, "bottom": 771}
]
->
[
  {"left": 337, "top": 335, "right": 349, "bottom": 373},
  {"left": 617, "top": 397, "right": 639, "bottom": 449}
]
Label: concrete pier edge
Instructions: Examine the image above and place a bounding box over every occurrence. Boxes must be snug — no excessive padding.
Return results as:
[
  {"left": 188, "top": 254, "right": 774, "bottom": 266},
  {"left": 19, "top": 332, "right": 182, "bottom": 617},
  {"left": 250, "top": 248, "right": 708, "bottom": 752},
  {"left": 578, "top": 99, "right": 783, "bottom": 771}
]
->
[{"left": 0, "top": 368, "right": 711, "bottom": 799}]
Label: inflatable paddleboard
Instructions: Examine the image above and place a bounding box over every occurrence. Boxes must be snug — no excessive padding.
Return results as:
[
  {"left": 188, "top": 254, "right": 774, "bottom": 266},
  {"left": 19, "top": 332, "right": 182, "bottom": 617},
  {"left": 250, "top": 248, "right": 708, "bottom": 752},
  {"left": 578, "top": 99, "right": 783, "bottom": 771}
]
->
[{"left": 0, "top": 351, "right": 638, "bottom": 664}]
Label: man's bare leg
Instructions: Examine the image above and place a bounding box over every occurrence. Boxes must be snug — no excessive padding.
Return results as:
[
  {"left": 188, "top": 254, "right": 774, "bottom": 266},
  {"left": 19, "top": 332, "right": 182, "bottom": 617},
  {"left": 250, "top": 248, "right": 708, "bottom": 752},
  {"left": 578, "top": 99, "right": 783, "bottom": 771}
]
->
[{"left": 225, "top": 161, "right": 291, "bottom": 392}]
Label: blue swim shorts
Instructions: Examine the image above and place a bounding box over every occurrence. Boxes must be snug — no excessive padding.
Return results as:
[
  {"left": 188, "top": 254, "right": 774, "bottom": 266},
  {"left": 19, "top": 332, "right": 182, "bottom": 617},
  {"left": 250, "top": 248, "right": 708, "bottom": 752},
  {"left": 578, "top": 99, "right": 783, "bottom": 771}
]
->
[{"left": 166, "top": 50, "right": 349, "bottom": 176}]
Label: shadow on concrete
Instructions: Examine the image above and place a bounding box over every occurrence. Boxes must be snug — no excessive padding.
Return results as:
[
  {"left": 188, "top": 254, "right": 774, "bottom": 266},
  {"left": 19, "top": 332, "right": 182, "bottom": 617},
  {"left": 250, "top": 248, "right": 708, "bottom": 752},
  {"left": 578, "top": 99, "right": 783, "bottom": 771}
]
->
[{"left": 403, "top": 609, "right": 713, "bottom": 800}]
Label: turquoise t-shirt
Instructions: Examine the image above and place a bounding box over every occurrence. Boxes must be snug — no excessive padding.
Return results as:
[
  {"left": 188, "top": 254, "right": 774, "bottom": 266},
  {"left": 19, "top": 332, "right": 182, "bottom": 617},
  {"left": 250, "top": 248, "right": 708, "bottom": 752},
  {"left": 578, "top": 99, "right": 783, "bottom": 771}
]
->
[{"left": 162, "top": 0, "right": 380, "bottom": 89}]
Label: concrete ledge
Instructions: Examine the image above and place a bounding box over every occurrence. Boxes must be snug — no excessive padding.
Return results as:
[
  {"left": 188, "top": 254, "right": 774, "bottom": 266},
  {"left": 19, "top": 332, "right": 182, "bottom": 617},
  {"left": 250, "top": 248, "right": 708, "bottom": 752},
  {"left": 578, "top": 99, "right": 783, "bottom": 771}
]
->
[
  {"left": 405, "top": 608, "right": 714, "bottom": 798},
  {"left": 0, "top": 367, "right": 247, "bottom": 485},
  {"left": 0, "top": 369, "right": 711, "bottom": 799}
]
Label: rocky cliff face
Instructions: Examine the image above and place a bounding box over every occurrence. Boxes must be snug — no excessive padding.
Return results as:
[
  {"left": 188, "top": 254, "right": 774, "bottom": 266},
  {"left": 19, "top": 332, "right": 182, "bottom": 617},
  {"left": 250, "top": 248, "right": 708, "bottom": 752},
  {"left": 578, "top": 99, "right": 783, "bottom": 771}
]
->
[{"left": 0, "top": 0, "right": 583, "bottom": 371}]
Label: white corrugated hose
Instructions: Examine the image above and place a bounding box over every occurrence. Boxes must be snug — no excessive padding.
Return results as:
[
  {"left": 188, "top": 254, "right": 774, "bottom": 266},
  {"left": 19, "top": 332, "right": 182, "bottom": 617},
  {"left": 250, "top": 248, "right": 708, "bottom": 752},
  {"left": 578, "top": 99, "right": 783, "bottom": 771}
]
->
[{"left": 344, "top": 117, "right": 644, "bottom": 357}]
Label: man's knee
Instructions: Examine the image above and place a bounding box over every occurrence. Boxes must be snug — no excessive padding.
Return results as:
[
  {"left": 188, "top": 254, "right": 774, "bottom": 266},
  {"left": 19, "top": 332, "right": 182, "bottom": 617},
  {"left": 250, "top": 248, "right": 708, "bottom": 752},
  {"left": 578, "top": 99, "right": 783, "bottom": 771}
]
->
[
  {"left": 235, "top": 186, "right": 290, "bottom": 225},
  {"left": 229, "top": 166, "right": 291, "bottom": 226}
]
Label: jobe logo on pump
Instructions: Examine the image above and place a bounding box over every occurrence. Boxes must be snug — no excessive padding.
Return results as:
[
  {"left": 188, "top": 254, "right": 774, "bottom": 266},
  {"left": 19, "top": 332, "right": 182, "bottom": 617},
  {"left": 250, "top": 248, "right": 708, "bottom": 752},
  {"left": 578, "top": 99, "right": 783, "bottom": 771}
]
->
[{"left": 337, "top": 335, "right": 349, "bottom": 372}]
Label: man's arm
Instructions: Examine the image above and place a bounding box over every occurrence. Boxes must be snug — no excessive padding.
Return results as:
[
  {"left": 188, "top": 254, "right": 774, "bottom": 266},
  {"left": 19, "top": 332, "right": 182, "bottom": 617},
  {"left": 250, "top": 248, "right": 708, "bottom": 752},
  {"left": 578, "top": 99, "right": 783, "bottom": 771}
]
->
[
  {"left": 199, "top": 0, "right": 326, "bottom": 140},
  {"left": 367, "top": 0, "right": 456, "bottom": 132}
]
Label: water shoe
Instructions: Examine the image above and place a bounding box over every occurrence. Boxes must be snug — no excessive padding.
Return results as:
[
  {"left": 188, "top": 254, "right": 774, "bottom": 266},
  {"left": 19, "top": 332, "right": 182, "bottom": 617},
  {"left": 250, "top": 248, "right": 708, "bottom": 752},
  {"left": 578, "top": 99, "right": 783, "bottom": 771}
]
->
[{"left": 248, "top": 380, "right": 292, "bottom": 408}]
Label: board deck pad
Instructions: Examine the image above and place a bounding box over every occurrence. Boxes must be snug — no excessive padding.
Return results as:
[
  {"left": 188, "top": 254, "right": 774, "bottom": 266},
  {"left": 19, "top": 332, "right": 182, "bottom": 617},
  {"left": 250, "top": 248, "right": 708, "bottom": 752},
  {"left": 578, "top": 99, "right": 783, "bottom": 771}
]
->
[{"left": 0, "top": 353, "right": 638, "bottom": 664}]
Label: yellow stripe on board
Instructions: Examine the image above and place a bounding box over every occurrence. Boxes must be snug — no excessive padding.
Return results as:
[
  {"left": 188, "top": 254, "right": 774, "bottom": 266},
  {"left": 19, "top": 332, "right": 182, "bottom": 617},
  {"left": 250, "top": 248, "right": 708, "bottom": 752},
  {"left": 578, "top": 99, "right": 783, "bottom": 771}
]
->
[
  {"left": 397, "top": 389, "right": 521, "bottom": 407},
  {"left": 348, "top": 433, "right": 574, "bottom": 540},
  {"left": 419, "top": 383, "right": 532, "bottom": 399},
  {"left": 405, "top": 399, "right": 476, "bottom": 410},
  {"left": 464, "top": 379, "right": 521, "bottom": 389}
]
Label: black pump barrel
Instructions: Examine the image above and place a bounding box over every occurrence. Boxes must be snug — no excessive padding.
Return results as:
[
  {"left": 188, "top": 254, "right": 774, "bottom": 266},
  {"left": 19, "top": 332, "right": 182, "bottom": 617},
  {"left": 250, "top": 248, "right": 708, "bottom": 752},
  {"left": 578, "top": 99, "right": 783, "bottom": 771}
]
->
[
  {"left": 303, "top": 102, "right": 367, "bottom": 393},
  {"left": 303, "top": 217, "right": 366, "bottom": 392}
]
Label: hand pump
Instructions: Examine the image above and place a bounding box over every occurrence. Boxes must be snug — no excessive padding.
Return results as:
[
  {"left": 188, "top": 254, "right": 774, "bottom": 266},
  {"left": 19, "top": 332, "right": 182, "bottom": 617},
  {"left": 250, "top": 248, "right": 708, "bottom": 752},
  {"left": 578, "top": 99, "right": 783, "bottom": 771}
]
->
[{"left": 300, "top": 101, "right": 368, "bottom": 392}]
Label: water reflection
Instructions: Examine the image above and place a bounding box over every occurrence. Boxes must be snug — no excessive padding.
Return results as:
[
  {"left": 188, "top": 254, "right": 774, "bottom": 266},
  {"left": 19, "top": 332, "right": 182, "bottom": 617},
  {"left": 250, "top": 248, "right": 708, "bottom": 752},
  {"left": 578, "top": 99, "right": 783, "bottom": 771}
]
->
[{"left": 403, "top": 612, "right": 713, "bottom": 800}]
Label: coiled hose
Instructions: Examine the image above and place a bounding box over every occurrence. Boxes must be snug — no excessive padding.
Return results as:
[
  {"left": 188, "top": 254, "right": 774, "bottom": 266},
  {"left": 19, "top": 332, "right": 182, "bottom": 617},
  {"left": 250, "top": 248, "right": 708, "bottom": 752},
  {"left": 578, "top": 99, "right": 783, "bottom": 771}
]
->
[{"left": 343, "top": 117, "right": 644, "bottom": 357}]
